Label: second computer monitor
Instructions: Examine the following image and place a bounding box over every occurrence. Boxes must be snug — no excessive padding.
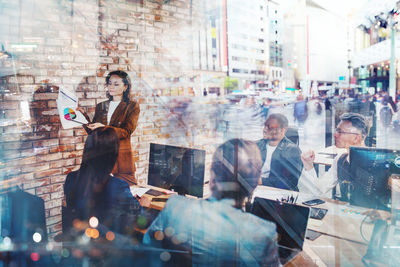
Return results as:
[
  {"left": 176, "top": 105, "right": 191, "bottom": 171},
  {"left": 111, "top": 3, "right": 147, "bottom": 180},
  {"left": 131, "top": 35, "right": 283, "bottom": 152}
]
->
[
  {"left": 349, "top": 147, "right": 400, "bottom": 210},
  {"left": 147, "top": 143, "right": 206, "bottom": 198}
]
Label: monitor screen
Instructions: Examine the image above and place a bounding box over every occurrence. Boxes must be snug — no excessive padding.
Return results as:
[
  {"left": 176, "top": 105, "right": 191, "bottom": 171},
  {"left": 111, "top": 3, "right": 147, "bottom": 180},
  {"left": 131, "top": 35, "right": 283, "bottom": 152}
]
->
[
  {"left": 1, "top": 187, "right": 48, "bottom": 243},
  {"left": 147, "top": 143, "right": 206, "bottom": 198},
  {"left": 349, "top": 147, "right": 400, "bottom": 210},
  {"left": 249, "top": 198, "right": 310, "bottom": 250}
]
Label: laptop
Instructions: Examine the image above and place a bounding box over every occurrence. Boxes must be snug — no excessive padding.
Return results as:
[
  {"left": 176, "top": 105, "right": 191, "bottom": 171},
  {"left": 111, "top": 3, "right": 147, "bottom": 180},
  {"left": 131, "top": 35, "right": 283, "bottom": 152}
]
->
[{"left": 249, "top": 198, "right": 310, "bottom": 264}]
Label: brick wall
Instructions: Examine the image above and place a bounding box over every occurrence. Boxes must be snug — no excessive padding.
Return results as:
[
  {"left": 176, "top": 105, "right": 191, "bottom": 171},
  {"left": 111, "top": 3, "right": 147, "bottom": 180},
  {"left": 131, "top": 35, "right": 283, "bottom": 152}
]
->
[{"left": 0, "top": 0, "right": 222, "bottom": 238}]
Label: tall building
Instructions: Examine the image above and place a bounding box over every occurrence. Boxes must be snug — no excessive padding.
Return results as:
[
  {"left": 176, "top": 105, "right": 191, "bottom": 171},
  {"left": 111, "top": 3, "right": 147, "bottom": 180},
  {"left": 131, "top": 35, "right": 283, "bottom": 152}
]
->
[
  {"left": 268, "top": 0, "right": 284, "bottom": 91},
  {"left": 191, "top": 0, "right": 227, "bottom": 95},
  {"left": 225, "top": 0, "right": 269, "bottom": 90}
]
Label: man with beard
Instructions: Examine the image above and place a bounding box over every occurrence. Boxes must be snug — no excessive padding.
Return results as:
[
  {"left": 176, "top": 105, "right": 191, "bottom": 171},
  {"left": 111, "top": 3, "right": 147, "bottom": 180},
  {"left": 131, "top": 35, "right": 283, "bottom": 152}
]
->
[{"left": 257, "top": 113, "right": 303, "bottom": 191}]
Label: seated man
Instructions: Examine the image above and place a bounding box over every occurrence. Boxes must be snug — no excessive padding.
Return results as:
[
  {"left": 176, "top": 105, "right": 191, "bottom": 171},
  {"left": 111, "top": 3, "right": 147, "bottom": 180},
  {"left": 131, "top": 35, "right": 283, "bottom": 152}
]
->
[
  {"left": 299, "top": 113, "right": 369, "bottom": 200},
  {"left": 143, "top": 139, "right": 279, "bottom": 266},
  {"left": 257, "top": 113, "right": 303, "bottom": 191}
]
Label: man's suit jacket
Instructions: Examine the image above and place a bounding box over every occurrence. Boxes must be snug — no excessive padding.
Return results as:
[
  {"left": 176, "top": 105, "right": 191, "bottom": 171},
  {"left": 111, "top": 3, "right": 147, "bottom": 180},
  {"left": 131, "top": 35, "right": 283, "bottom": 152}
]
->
[
  {"left": 257, "top": 137, "right": 303, "bottom": 191},
  {"left": 85, "top": 100, "right": 140, "bottom": 185}
]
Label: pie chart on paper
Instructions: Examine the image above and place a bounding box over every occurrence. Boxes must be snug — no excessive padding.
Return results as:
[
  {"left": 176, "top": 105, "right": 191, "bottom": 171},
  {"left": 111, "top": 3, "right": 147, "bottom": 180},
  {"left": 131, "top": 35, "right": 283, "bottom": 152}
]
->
[{"left": 63, "top": 107, "right": 77, "bottom": 121}]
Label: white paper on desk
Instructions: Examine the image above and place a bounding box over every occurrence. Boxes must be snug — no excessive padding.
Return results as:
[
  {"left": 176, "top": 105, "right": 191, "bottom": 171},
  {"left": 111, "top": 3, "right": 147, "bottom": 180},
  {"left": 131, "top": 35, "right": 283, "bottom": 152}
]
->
[
  {"left": 57, "top": 89, "right": 88, "bottom": 129},
  {"left": 252, "top": 186, "right": 300, "bottom": 203},
  {"left": 130, "top": 187, "right": 149, "bottom": 198}
]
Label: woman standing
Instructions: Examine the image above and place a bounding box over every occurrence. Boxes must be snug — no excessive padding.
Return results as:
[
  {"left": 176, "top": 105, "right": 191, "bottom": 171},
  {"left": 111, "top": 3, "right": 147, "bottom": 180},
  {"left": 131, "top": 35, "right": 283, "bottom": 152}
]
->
[{"left": 82, "top": 70, "right": 140, "bottom": 185}]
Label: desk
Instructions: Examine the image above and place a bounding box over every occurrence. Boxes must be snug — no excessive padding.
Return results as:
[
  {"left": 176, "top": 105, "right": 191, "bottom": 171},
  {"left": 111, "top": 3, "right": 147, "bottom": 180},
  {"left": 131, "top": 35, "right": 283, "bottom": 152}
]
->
[
  {"left": 130, "top": 184, "right": 176, "bottom": 210},
  {"left": 253, "top": 185, "right": 389, "bottom": 266}
]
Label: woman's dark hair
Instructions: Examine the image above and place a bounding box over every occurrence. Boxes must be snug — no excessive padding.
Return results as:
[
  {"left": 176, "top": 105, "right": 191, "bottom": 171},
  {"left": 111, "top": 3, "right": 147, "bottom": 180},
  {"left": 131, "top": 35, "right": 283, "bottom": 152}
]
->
[
  {"left": 106, "top": 70, "right": 132, "bottom": 103},
  {"left": 210, "top": 139, "right": 262, "bottom": 207},
  {"left": 69, "top": 127, "right": 119, "bottom": 212}
]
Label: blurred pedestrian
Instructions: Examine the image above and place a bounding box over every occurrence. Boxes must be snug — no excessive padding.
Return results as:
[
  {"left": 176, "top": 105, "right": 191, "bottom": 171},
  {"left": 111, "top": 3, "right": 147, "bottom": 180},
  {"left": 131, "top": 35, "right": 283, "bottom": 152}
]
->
[{"left": 293, "top": 94, "right": 308, "bottom": 125}]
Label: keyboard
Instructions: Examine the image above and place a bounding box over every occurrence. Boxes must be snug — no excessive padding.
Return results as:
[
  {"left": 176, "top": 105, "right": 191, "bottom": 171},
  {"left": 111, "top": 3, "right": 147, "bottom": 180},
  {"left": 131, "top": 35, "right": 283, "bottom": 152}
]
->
[{"left": 310, "top": 207, "right": 328, "bottom": 220}]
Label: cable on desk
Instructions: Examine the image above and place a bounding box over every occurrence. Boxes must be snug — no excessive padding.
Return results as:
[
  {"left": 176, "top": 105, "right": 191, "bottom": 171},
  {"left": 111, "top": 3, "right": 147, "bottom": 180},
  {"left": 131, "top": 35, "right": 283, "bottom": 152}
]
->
[{"left": 360, "top": 214, "right": 370, "bottom": 243}]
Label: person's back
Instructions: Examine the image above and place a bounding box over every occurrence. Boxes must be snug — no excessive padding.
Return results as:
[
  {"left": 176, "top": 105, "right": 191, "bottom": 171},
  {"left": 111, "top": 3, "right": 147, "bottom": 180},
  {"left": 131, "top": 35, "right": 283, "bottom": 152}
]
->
[
  {"left": 143, "top": 139, "right": 279, "bottom": 266},
  {"left": 143, "top": 195, "right": 278, "bottom": 266},
  {"left": 62, "top": 127, "right": 145, "bottom": 238},
  {"left": 380, "top": 101, "right": 393, "bottom": 127},
  {"left": 63, "top": 171, "right": 142, "bottom": 235},
  {"left": 294, "top": 100, "right": 308, "bottom": 123}
]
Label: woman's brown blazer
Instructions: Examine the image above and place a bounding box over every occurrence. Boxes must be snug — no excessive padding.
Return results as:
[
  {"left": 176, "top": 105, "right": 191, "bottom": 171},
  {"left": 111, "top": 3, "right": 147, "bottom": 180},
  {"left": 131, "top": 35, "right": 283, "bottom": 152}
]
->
[{"left": 84, "top": 100, "right": 140, "bottom": 185}]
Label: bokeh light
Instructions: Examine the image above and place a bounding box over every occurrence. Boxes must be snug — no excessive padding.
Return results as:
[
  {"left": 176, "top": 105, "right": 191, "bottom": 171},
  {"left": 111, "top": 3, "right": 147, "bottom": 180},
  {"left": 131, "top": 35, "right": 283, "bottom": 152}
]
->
[
  {"left": 106, "top": 231, "right": 115, "bottom": 241},
  {"left": 137, "top": 215, "right": 147, "bottom": 228},
  {"left": 154, "top": 230, "right": 165, "bottom": 241},
  {"left": 160, "top": 251, "right": 171, "bottom": 262},
  {"left": 164, "top": 226, "right": 175, "bottom": 237},
  {"left": 30, "top": 252, "right": 40, "bottom": 262},
  {"left": 32, "top": 232, "right": 42, "bottom": 243},
  {"left": 89, "top": 216, "right": 99, "bottom": 228},
  {"left": 61, "top": 248, "right": 70, "bottom": 258}
]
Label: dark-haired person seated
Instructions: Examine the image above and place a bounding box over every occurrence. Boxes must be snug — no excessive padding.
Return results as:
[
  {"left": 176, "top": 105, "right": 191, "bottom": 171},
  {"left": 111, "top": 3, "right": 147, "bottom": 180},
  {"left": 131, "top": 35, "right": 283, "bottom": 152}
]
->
[
  {"left": 143, "top": 139, "right": 279, "bottom": 266},
  {"left": 257, "top": 113, "right": 303, "bottom": 191},
  {"left": 63, "top": 127, "right": 149, "bottom": 238},
  {"left": 299, "top": 113, "right": 369, "bottom": 200}
]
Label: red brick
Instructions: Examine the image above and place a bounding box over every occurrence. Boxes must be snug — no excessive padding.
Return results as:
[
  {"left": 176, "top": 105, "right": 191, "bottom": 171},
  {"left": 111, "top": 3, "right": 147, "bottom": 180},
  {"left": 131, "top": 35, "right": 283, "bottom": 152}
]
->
[
  {"left": 36, "top": 153, "right": 63, "bottom": 163},
  {"left": 7, "top": 75, "right": 34, "bottom": 84},
  {"left": 46, "top": 214, "right": 62, "bottom": 225},
  {"left": 29, "top": 101, "right": 48, "bottom": 109},
  {"left": 33, "top": 93, "right": 58, "bottom": 101},
  {"left": 36, "top": 185, "right": 52, "bottom": 195},
  {"left": 6, "top": 156, "right": 36, "bottom": 167},
  {"left": 13, "top": 172, "right": 35, "bottom": 182},
  {"left": 33, "top": 139, "right": 59, "bottom": 148},
  {"left": 23, "top": 177, "right": 50, "bottom": 190},
  {"left": 48, "top": 100, "right": 58, "bottom": 108},
  {"left": 49, "top": 144, "right": 74, "bottom": 153},
  {"left": 59, "top": 136, "right": 83, "bottom": 145},
  {"left": 49, "top": 116, "right": 61, "bottom": 123},
  {"left": 35, "top": 168, "right": 62, "bottom": 179},
  {"left": 51, "top": 190, "right": 64, "bottom": 200},
  {"left": 63, "top": 151, "right": 83, "bottom": 159},
  {"left": 36, "top": 124, "right": 60, "bottom": 133},
  {"left": 63, "top": 166, "right": 79, "bottom": 174},
  {"left": 143, "top": 128, "right": 160, "bottom": 135},
  {"left": 49, "top": 207, "right": 62, "bottom": 216},
  {"left": 51, "top": 183, "right": 63, "bottom": 192},
  {"left": 49, "top": 158, "right": 75, "bottom": 169},
  {"left": 51, "top": 174, "right": 67, "bottom": 184},
  {"left": 23, "top": 133, "right": 48, "bottom": 141},
  {"left": 21, "top": 163, "right": 50, "bottom": 173},
  {"left": 37, "top": 193, "right": 51, "bottom": 202},
  {"left": 48, "top": 223, "right": 62, "bottom": 234}
]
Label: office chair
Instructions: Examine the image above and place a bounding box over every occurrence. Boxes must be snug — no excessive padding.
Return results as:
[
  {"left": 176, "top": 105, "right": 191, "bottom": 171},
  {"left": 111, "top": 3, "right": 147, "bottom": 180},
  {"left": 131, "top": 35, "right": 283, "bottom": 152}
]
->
[{"left": 286, "top": 127, "right": 299, "bottom": 145}]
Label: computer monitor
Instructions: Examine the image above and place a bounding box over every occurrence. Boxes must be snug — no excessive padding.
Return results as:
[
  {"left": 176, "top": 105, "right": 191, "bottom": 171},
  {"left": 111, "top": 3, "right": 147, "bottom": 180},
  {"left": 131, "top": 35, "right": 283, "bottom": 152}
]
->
[
  {"left": 1, "top": 187, "right": 48, "bottom": 243},
  {"left": 147, "top": 143, "right": 206, "bottom": 198},
  {"left": 249, "top": 198, "right": 310, "bottom": 250},
  {"left": 349, "top": 147, "right": 400, "bottom": 211}
]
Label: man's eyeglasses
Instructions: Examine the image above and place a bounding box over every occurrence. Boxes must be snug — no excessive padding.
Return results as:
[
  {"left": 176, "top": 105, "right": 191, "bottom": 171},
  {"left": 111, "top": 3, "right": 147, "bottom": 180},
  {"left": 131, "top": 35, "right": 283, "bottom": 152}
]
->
[
  {"left": 335, "top": 128, "right": 360, "bottom": 135},
  {"left": 265, "top": 126, "right": 283, "bottom": 132}
]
